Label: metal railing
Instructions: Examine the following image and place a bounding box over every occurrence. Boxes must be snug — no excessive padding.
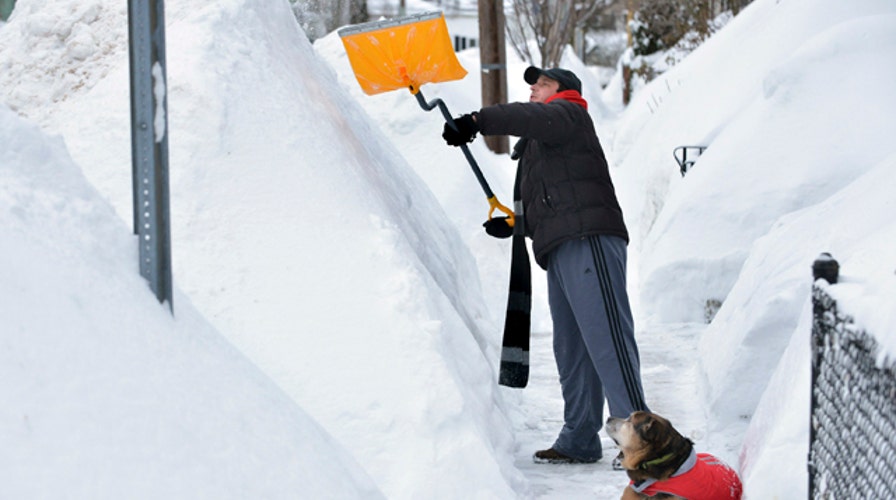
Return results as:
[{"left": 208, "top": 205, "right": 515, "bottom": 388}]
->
[{"left": 673, "top": 145, "right": 706, "bottom": 176}]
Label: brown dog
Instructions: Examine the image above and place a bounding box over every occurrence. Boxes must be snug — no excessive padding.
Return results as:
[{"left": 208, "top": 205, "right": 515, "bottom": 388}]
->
[{"left": 605, "top": 411, "right": 743, "bottom": 500}]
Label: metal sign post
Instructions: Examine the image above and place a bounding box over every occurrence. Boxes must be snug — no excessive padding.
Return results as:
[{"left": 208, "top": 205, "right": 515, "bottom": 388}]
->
[{"left": 128, "top": 0, "right": 173, "bottom": 312}]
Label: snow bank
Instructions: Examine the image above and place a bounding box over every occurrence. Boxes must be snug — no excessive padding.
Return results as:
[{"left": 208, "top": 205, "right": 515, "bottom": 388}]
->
[
  {"left": 698, "top": 7, "right": 896, "bottom": 428},
  {"left": 0, "top": 104, "right": 382, "bottom": 499},
  {"left": 612, "top": 0, "right": 896, "bottom": 323},
  {"left": 1, "top": 0, "right": 524, "bottom": 497},
  {"left": 610, "top": 0, "right": 896, "bottom": 494},
  {"left": 734, "top": 153, "right": 896, "bottom": 498}
]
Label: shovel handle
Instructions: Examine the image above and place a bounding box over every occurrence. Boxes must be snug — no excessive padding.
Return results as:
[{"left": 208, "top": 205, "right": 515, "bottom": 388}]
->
[
  {"left": 488, "top": 196, "right": 515, "bottom": 226},
  {"left": 414, "top": 90, "right": 495, "bottom": 199},
  {"left": 415, "top": 89, "right": 515, "bottom": 226}
]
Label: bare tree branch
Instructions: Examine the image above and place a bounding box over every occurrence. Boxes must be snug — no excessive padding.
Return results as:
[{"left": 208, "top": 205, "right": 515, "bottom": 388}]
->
[{"left": 506, "top": 0, "right": 614, "bottom": 67}]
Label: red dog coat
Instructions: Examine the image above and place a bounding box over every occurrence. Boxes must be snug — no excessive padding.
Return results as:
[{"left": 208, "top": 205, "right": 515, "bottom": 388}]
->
[{"left": 630, "top": 451, "right": 743, "bottom": 499}]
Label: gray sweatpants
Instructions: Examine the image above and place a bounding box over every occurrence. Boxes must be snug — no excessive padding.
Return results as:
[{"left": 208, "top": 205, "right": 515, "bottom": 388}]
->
[{"left": 547, "top": 235, "right": 649, "bottom": 461}]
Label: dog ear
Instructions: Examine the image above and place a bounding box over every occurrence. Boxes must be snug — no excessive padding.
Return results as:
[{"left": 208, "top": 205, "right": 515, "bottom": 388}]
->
[{"left": 636, "top": 416, "right": 659, "bottom": 441}]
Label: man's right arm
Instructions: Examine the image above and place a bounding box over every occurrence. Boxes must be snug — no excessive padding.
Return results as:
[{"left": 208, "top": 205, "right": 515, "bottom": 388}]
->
[{"left": 477, "top": 102, "right": 576, "bottom": 144}]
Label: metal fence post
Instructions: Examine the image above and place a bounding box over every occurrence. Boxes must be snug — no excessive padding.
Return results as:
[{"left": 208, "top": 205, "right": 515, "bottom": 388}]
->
[
  {"left": 128, "top": 0, "right": 173, "bottom": 312},
  {"left": 812, "top": 252, "right": 839, "bottom": 284}
]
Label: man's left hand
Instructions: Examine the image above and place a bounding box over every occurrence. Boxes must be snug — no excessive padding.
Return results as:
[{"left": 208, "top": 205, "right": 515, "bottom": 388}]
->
[{"left": 483, "top": 217, "right": 513, "bottom": 239}]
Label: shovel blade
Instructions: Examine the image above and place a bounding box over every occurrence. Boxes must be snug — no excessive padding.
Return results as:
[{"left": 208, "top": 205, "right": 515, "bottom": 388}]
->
[{"left": 338, "top": 11, "right": 467, "bottom": 95}]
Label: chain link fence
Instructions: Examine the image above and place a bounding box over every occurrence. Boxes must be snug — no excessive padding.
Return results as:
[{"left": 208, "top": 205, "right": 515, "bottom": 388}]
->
[{"left": 809, "top": 282, "right": 896, "bottom": 498}]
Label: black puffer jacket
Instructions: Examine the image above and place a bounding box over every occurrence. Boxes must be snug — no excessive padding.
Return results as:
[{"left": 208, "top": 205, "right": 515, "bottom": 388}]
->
[{"left": 477, "top": 95, "right": 628, "bottom": 269}]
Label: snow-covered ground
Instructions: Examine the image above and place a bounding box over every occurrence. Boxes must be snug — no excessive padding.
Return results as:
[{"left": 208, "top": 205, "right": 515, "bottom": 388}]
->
[{"left": 2, "top": 0, "right": 894, "bottom": 497}]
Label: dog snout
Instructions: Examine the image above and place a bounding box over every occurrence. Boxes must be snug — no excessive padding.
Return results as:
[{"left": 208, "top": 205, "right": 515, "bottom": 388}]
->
[{"left": 605, "top": 417, "right": 623, "bottom": 438}]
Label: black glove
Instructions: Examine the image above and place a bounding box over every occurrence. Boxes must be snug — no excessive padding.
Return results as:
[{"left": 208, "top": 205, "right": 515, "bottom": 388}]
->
[
  {"left": 442, "top": 114, "right": 479, "bottom": 146},
  {"left": 483, "top": 217, "right": 513, "bottom": 239}
]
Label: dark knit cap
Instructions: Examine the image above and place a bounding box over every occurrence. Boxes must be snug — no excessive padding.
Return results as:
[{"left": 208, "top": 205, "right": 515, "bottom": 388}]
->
[{"left": 524, "top": 66, "right": 582, "bottom": 94}]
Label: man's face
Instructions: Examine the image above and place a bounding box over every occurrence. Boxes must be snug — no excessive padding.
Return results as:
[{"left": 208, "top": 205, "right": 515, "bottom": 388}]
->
[{"left": 529, "top": 75, "right": 560, "bottom": 103}]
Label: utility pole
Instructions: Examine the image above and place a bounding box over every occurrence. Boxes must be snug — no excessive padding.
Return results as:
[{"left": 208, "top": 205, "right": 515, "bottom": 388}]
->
[
  {"left": 128, "top": 0, "right": 174, "bottom": 312},
  {"left": 477, "top": 0, "right": 509, "bottom": 154}
]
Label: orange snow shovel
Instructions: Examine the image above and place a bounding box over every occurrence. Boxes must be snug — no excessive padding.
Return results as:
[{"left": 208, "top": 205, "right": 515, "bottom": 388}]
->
[{"left": 338, "top": 11, "right": 515, "bottom": 226}]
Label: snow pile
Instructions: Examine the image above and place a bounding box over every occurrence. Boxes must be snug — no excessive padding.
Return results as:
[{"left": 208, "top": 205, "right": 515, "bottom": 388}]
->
[
  {"left": 603, "top": 0, "right": 896, "bottom": 496},
  {"left": 0, "top": 104, "right": 382, "bottom": 499},
  {"left": 735, "top": 153, "right": 896, "bottom": 497},
  {"left": 611, "top": 0, "right": 896, "bottom": 324},
  {"left": 1, "top": 0, "right": 522, "bottom": 498}
]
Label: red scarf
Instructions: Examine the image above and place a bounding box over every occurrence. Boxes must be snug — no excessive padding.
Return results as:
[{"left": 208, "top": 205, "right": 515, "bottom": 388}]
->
[{"left": 545, "top": 90, "right": 588, "bottom": 110}]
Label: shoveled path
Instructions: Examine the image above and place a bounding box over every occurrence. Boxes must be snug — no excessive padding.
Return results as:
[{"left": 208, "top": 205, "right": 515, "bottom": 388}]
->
[{"left": 509, "top": 323, "right": 708, "bottom": 499}]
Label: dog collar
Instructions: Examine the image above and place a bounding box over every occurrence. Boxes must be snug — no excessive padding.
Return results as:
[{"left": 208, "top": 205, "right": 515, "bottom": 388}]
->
[
  {"left": 639, "top": 452, "right": 676, "bottom": 469},
  {"left": 631, "top": 449, "right": 698, "bottom": 493}
]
